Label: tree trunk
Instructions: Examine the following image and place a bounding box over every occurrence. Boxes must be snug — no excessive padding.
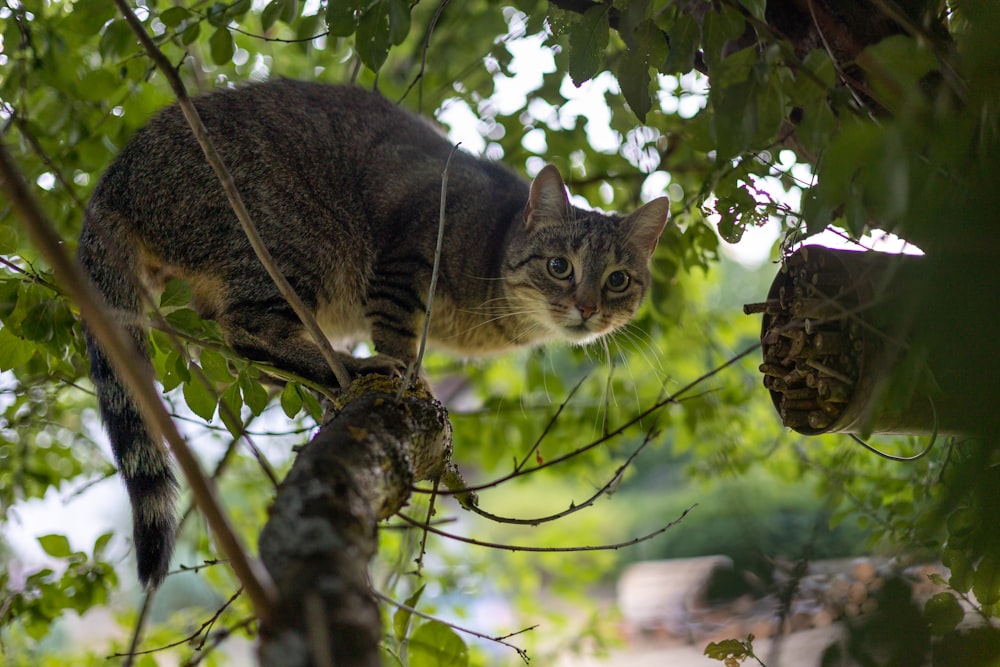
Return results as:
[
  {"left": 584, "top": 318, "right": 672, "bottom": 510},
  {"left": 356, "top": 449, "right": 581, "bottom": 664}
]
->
[{"left": 257, "top": 376, "right": 452, "bottom": 666}]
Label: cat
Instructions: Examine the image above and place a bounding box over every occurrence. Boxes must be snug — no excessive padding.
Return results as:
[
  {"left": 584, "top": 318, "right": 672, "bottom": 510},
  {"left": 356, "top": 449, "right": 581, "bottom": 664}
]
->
[{"left": 77, "top": 79, "right": 670, "bottom": 588}]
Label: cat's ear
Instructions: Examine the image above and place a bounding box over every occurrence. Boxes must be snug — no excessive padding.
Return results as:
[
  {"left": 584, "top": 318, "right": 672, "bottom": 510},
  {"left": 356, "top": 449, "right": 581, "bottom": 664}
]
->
[
  {"left": 524, "top": 164, "right": 570, "bottom": 229},
  {"left": 625, "top": 197, "right": 670, "bottom": 256}
]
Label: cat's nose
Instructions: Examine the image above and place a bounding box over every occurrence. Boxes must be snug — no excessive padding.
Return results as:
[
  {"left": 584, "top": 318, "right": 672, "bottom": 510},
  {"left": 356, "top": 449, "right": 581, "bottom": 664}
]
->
[{"left": 576, "top": 302, "right": 598, "bottom": 320}]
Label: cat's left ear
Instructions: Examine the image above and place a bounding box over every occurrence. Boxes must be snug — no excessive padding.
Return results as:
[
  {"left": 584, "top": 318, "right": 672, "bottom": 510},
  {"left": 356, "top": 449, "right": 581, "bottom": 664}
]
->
[
  {"left": 625, "top": 197, "right": 671, "bottom": 256},
  {"left": 524, "top": 164, "right": 570, "bottom": 229}
]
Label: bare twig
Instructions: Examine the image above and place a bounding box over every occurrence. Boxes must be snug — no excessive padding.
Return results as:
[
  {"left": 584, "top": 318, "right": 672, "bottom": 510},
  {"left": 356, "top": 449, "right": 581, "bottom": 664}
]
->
[
  {"left": 399, "top": 0, "right": 450, "bottom": 112},
  {"left": 0, "top": 133, "right": 277, "bottom": 622},
  {"left": 111, "top": 0, "right": 352, "bottom": 390},
  {"left": 397, "top": 504, "right": 695, "bottom": 553},
  {"left": 419, "top": 344, "right": 761, "bottom": 496},
  {"left": 514, "top": 373, "right": 589, "bottom": 473},
  {"left": 110, "top": 587, "right": 244, "bottom": 660},
  {"left": 373, "top": 588, "right": 534, "bottom": 664},
  {"left": 470, "top": 415, "right": 661, "bottom": 525},
  {"left": 401, "top": 143, "right": 461, "bottom": 396}
]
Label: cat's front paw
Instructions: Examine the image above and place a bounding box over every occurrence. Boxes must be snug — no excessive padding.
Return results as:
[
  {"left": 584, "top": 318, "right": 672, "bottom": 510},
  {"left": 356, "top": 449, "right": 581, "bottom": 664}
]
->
[{"left": 343, "top": 353, "right": 409, "bottom": 379}]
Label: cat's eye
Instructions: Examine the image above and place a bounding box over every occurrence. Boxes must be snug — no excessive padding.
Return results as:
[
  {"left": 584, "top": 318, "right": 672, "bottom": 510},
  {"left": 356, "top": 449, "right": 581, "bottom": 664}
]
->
[
  {"left": 606, "top": 270, "right": 630, "bottom": 292},
  {"left": 548, "top": 257, "right": 573, "bottom": 279}
]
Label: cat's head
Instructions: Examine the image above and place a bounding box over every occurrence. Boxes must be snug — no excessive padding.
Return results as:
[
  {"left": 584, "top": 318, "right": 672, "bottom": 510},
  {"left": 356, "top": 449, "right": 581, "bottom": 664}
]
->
[{"left": 503, "top": 164, "right": 670, "bottom": 346}]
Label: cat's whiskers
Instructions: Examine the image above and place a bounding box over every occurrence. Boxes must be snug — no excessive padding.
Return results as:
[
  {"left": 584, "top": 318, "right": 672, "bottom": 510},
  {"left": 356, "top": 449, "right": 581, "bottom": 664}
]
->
[
  {"left": 506, "top": 320, "right": 549, "bottom": 346},
  {"left": 595, "top": 337, "right": 614, "bottom": 436},
  {"left": 611, "top": 323, "right": 666, "bottom": 373},
  {"left": 442, "top": 299, "right": 552, "bottom": 343},
  {"left": 609, "top": 335, "right": 650, "bottom": 421}
]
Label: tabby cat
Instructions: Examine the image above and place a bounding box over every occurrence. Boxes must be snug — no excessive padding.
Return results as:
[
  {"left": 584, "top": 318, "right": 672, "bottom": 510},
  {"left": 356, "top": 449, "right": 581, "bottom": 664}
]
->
[{"left": 77, "top": 79, "right": 669, "bottom": 587}]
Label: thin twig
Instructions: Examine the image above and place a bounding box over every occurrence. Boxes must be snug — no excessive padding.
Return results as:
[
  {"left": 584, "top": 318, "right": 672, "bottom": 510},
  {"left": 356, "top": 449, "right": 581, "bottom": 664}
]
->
[
  {"left": 0, "top": 122, "right": 277, "bottom": 622},
  {"left": 470, "top": 416, "right": 662, "bottom": 525},
  {"left": 513, "top": 373, "right": 589, "bottom": 473},
  {"left": 400, "top": 143, "right": 461, "bottom": 396},
  {"left": 419, "top": 344, "right": 761, "bottom": 495},
  {"left": 372, "top": 588, "right": 534, "bottom": 664},
  {"left": 112, "top": 0, "right": 352, "bottom": 390},
  {"left": 110, "top": 587, "right": 244, "bottom": 659},
  {"left": 397, "top": 504, "right": 694, "bottom": 553},
  {"left": 122, "top": 589, "right": 153, "bottom": 667},
  {"left": 399, "top": 0, "right": 450, "bottom": 112}
]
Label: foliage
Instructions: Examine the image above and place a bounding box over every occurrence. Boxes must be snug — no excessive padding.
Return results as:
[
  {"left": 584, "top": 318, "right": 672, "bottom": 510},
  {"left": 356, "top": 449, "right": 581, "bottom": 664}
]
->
[
  {"left": 1, "top": 0, "right": 998, "bottom": 665},
  {"left": 704, "top": 634, "right": 764, "bottom": 667}
]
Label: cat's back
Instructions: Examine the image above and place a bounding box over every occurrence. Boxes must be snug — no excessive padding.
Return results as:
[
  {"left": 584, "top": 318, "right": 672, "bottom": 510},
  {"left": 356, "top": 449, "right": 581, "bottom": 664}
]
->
[{"left": 89, "top": 80, "right": 450, "bottom": 216}]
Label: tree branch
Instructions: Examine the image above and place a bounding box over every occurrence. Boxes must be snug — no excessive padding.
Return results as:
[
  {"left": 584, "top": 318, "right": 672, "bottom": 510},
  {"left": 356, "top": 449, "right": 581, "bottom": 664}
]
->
[
  {"left": 0, "top": 141, "right": 277, "bottom": 621},
  {"left": 257, "top": 375, "right": 453, "bottom": 666}
]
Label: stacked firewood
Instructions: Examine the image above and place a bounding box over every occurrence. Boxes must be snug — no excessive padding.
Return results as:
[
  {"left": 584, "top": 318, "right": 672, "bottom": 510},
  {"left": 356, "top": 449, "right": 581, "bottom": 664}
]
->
[{"left": 618, "top": 557, "right": 949, "bottom": 645}]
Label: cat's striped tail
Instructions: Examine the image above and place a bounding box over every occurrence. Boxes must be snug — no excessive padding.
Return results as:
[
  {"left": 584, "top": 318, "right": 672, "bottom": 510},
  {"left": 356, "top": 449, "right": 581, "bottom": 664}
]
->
[{"left": 78, "top": 210, "right": 177, "bottom": 589}]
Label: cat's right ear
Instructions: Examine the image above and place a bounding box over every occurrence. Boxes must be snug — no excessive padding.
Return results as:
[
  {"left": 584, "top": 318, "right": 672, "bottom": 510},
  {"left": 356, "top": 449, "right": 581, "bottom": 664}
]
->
[{"left": 524, "top": 164, "right": 570, "bottom": 230}]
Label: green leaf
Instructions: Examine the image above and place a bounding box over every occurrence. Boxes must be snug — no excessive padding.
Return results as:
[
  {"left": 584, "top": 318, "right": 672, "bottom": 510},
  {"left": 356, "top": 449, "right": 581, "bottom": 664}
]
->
[
  {"left": 409, "top": 621, "right": 468, "bottom": 667},
  {"left": 206, "top": 2, "right": 229, "bottom": 27},
  {"left": 239, "top": 369, "right": 269, "bottom": 415},
  {"left": 93, "top": 532, "right": 114, "bottom": 559},
  {"left": 0, "top": 279, "right": 19, "bottom": 321},
  {"left": 357, "top": 1, "right": 392, "bottom": 72},
  {"left": 711, "top": 78, "right": 757, "bottom": 159},
  {"left": 200, "top": 348, "right": 234, "bottom": 383},
  {"left": 568, "top": 4, "right": 609, "bottom": 86},
  {"left": 280, "top": 381, "right": 303, "bottom": 418},
  {"left": 65, "top": 0, "right": 118, "bottom": 33},
  {"left": 393, "top": 584, "right": 425, "bottom": 641},
  {"left": 20, "top": 301, "right": 57, "bottom": 342},
  {"left": 617, "top": 20, "right": 666, "bottom": 121},
  {"left": 100, "top": 19, "right": 135, "bottom": 63},
  {"left": 209, "top": 26, "right": 235, "bottom": 66},
  {"left": 0, "top": 326, "right": 35, "bottom": 369},
  {"left": 227, "top": 0, "right": 252, "bottom": 21},
  {"left": 295, "top": 14, "right": 323, "bottom": 44},
  {"left": 925, "top": 592, "right": 964, "bottom": 635},
  {"left": 160, "top": 6, "right": 192, "bottom": 28},
  {"left": 326, "top": 0, "right": 361, "bottom": 36},
  {"left": 280, "top": 0, "right": 300, "bottom": 23},
  {"left": 858, "top": 34, "right": 940, "bottom": 106},
  {"left": 664, "top": 12, "right": 699, "bottom": 74},
  {"left": 387, "top": 0, "right": 410, "bottom": 46},
  {"left": 165, "top": 308, "right": 208, "bottom": 336},
  {"left": 181, "top": 21, "right": 201, "bottom": 45},
  {"left": 38, "top": 534, "right": 73, "bottom": 558},
  {"left": 219, "top": 382, "right": 245, "bottom": 437},
  {"left": 77, "top": 69, "right": 122, "bottom": 103},
  {"left": 261, "top": 0, "right": 284, "bottom": 31},
  {"left": 704, "top": 637, "right": 752, "bottom": 660},
  {"left": 183, "top": 369, "right": 218, "bottom": 421},
  {"left": 301, "top": 386, "right": 324, "bottom": 421},
  {"left": 702, "top": 5, "right": 747, "bottom": 70},
  {"left": 0, "top": 225, "right": 18, "bottom": 255},
  {"left": 157, "top": 350, "right": 187, "bottom": 392},
  {"left": 973, "top": 556, "right": 1000, "bottom": 606},
  {"left": 159, "top": 279, "right": 191, "bottom": 308}
]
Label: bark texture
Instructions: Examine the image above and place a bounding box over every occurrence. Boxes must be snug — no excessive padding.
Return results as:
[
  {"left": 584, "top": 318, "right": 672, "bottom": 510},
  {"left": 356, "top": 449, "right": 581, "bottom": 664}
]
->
[{"left": 257, "top": 375, "right": 452, "bottom": 666}]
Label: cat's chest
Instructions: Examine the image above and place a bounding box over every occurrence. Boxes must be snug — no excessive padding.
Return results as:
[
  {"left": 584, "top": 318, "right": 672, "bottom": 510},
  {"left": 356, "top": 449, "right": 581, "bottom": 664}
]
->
[{"left": 314, "top": 291, "right": 369, "bottom": 344}]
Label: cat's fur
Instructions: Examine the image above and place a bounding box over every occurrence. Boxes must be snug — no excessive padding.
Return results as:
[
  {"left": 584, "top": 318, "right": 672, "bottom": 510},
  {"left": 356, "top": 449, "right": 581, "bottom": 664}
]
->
[{"left": 77, "top": 79, "right": 669, "bottom": 588}]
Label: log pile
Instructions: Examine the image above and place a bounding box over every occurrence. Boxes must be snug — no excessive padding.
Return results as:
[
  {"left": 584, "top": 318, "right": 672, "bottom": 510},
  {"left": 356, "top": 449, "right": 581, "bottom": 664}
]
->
[{"left": 617, "top": 557, "right": 949, "bottom": 646}]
